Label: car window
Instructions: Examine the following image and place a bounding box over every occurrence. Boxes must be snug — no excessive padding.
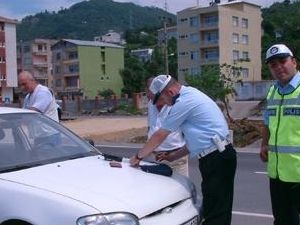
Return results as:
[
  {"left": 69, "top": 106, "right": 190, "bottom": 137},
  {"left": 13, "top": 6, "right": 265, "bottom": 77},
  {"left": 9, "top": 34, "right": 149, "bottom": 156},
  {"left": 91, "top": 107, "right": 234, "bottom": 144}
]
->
[{"left": 0, "top": 113, "right": 98, "bottom": 172}]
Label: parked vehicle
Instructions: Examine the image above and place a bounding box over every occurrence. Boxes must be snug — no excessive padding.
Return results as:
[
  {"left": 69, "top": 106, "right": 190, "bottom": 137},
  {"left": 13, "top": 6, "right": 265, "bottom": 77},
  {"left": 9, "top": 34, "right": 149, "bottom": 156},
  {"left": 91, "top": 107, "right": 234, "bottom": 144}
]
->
[{"left": 0, "top": 107, "right": 200, "bottom": 225}]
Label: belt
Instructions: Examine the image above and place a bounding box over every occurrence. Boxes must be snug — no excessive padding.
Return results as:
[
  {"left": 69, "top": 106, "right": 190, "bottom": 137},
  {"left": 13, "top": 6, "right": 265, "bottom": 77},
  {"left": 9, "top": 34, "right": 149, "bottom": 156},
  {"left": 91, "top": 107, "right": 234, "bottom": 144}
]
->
[
  {"left": 154, "top": 147, "right": 182, "bottom": 155},
  {"left": 197, "top": 139, "right": 231, "bottom": 159}
]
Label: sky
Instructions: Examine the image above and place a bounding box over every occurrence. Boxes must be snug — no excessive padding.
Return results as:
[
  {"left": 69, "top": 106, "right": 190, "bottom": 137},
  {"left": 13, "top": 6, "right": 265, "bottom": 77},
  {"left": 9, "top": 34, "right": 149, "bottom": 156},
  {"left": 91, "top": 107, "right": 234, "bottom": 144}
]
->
[{"left": 0, "top": 0, "right": 285, "bottom": 21}]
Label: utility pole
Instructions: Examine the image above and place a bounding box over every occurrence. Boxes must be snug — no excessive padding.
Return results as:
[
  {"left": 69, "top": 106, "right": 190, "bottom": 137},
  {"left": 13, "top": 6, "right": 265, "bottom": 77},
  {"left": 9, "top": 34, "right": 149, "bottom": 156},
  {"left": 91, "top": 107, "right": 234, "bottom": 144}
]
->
[
  {"left": 164, "top": 0, "right": 169, "bottom": 75},
  {"left": 164, "top": 20, "right": 169, "bottom": 75}
]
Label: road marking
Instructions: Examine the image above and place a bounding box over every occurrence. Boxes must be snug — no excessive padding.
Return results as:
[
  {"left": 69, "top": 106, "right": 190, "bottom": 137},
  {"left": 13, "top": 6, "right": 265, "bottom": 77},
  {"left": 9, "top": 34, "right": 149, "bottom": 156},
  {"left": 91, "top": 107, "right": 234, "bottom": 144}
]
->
[
  {"left": 233, "top": 211, "right": 273, "bottom": 218},
  {"left": 255, "top": 171, "right": 268, "bottom": 175}
]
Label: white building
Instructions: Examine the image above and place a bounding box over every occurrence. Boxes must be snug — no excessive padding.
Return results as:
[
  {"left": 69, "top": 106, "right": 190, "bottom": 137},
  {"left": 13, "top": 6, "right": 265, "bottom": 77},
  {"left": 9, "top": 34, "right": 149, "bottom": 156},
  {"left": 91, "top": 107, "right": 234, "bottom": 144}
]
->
[
  {"left": 94, "top": 30, "right": 126, "bottom": 45},
  {"left": 131, "top": 48, "right": 153, "bottom": 63},
  {"left": 0, "top": 16, "right": 18, "bottom": 103}
]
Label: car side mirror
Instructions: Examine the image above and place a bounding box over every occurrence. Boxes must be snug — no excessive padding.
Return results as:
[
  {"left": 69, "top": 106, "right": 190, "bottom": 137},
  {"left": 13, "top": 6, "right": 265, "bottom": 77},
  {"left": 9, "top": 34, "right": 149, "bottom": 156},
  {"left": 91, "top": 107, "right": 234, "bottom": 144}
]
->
[{"left": 85, "top": 138, "right": 95, "bottom": 146}]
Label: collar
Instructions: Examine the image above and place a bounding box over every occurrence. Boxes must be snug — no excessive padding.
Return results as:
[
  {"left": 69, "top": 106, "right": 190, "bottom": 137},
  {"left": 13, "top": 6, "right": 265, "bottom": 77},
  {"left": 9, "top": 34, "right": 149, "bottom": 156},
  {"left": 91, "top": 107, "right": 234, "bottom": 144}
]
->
[{"left": 275, "top": 71, "right": 300, "bottom": 90}]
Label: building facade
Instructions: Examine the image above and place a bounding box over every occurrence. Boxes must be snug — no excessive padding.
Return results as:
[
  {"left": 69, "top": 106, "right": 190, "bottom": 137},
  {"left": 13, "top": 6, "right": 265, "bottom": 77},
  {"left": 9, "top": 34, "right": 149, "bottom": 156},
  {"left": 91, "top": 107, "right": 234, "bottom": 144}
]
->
[
  {"left": 17, "top": 39, "right": 57, "bottom": 88},
  {"left": 94, "top": 30, "right": 126, "bottom": 45},
  {"left": 130, "top": 48, "right": 153, "bottom": 63},
  {"left": 51, "top": 39, "right": 124, "bottom": 99},
  {"left": 0, "top": 16, "right": 18, "bottom": 103},
  {"left": 177, "top": 1, "right": 262, "bottom": 86}
]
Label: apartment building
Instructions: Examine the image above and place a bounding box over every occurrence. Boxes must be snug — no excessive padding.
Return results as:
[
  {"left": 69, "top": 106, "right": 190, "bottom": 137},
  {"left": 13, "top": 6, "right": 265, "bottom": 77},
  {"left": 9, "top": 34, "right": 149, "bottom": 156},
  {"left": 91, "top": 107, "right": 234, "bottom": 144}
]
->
[
  {"left": 177, "top": 0, "right": 262, "bottom": 85},
  {"left": 0, "top": 16, "right": 18, "bottom": 103},
  {"left": 17, "top": 39, "right": 57, "bottom": 88},
  {"left": 51, "top": 39, "right": 124, "bottom": 99}
]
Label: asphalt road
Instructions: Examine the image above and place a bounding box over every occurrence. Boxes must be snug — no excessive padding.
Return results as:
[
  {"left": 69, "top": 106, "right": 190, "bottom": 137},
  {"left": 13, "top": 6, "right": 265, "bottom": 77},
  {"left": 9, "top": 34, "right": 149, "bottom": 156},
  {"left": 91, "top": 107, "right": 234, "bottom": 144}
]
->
[{"left": 97, "top": 145, "right": 273, "bottom": 225}]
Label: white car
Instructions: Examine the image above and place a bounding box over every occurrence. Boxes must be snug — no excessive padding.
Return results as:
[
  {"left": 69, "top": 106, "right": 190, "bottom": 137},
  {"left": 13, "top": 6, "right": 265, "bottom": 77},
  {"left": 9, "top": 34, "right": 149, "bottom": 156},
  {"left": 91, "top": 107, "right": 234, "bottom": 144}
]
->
[{"left": 0, "top": 107, "right": 200, "bottom": 225}]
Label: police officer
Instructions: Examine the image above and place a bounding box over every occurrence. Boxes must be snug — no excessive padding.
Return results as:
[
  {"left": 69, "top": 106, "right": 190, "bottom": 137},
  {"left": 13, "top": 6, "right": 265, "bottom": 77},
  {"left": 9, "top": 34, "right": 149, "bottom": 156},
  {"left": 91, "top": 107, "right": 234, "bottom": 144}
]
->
[
  {"left": 260, "top": 44, "right": 300, "bottom": 225},
  {"left": 130, "top": 75, "right": 237, "bottom": 225}
]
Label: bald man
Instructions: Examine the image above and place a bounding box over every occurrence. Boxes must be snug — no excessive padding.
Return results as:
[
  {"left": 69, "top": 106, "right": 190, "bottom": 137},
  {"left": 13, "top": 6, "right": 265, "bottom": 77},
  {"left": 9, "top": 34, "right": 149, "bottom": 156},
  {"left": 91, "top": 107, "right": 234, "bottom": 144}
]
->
[{"left": 19, "top": 71, "right": 59, "bottom": 122}]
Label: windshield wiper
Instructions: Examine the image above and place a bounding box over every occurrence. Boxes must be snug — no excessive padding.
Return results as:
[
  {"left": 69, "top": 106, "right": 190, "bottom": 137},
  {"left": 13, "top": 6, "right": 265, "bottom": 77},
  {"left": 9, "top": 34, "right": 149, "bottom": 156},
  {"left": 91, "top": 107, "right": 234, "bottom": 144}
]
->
[{"left": 0, "top": 163, "right": 43, "bottom": 173}]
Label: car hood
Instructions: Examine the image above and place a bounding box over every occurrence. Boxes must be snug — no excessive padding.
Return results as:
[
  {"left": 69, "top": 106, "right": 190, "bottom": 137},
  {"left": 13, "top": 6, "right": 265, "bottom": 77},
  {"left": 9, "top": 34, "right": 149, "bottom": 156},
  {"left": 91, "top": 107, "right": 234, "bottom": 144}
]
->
[{"left": 0, "top": 156, "right": 191, "bottom": 218}]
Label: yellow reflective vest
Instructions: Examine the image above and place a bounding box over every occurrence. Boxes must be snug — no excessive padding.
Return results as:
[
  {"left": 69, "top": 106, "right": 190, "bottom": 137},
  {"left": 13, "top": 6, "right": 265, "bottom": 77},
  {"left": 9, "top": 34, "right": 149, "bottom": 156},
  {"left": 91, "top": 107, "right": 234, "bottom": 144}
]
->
[{"left": 266, "top": 84, "right": 300, "bottom": 182}]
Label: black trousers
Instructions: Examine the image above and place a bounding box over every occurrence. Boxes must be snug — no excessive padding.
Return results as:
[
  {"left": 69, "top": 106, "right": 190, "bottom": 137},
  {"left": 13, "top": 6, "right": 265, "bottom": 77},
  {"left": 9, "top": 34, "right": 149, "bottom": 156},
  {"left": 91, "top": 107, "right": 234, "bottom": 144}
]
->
[
  {"left": 270, "top": 178, "right": 300, "bottom": 225},
  {"left": 199, "top": 144, "right": 237, "bottom": 225}
]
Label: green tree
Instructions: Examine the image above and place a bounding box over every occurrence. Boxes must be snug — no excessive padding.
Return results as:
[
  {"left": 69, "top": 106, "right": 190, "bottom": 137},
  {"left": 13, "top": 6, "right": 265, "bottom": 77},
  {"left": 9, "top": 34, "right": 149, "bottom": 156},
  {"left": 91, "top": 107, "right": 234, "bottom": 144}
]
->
[
  {"left": 98, "top": 88, "right": 115, "bottom": 99},
  {"left": 120, "top": 56, "right": 147, "bottom": 96},
  {"left": 185, "top": 63, "right": 242, "bottom": 122}
]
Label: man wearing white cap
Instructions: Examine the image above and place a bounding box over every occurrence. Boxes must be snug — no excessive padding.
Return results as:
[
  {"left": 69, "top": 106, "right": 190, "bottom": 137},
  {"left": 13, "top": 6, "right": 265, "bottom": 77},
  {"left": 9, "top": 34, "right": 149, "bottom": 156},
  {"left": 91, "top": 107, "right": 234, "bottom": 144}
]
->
[
  {"left": 131, "top": 74, "right": 237, "bottom": 225},
  {"left": 261, "top": 44, "right": 300, "bottom": 225},
  {"left": 146, "top": 77, "right": 189, "bottom": 177}
]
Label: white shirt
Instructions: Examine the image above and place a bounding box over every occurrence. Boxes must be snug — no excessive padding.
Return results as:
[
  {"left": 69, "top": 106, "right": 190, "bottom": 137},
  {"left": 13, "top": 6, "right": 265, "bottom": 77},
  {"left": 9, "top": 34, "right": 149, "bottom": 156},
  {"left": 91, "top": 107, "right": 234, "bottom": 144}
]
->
[
  {"left": 147, "top": 101, "right": 185, "bottom": 151},
  {"left": 23, "top": 84, "right": 59, "bottom": 122}
]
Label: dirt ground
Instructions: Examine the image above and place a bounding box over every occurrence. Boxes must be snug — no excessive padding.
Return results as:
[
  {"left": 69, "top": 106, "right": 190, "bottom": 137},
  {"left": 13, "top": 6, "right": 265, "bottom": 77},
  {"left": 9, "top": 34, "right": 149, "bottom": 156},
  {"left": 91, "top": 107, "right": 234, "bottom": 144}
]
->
[
  {"left": 62, "top": 116, "right": 148, "bottom": 144},
  {"left": 62, "top": 115, "right": 263, "bottom": 147}
]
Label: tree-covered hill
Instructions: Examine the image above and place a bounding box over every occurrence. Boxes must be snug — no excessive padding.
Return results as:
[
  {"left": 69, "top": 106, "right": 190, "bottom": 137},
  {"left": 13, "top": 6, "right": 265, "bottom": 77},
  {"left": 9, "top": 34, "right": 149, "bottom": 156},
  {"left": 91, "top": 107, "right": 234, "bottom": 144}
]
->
[
  {"left": 262, "top": 0, "right": 300, "bottom": 79},
  {"left": 17, "top": 0, "right": 175, "bottom": 41}
]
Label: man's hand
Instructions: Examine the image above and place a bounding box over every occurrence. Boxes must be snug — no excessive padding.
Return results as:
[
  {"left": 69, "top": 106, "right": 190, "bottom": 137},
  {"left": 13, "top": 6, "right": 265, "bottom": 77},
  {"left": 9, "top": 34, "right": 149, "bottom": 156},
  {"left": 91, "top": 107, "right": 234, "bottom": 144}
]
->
[
  {"left": 260, "top": 145, "right": 268, "bottom": 162},
  {"left": 130, "top": 155, "right": 141, "bottom": 167}
]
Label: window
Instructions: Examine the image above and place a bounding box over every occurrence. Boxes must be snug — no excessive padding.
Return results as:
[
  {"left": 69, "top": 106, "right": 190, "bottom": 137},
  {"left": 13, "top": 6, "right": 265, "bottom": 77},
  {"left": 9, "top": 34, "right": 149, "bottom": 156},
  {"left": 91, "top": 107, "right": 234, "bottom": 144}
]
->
[
  {"left": 65, "top": 77, "right": 78, "bottom": 87},
  {"left": 179, "top": 18, "right": 188, "bottom": 23},
  {"left": 55, "top": 66, "right": 61, "bottom": 73},
  {"left": 190, "top": 33, "right": 199, "bottom": 43},
  {"left": 232, "top": 33, "right": 239, "bottom": 44},
  {"left": 190, "top": 16, "right": 199, "bottom": 27},
  {"left": 0, "top": 42, "right": 5, "bottom": 48},
  {"left": 241, "top": 35, "right": 249, "bottom": 44},
  {"left": 38, "top": 44, "right": 43, "bottom": 51},
  {"left": 101, "top": 64, "right": 106, "bottom": 74},
  {"left": 190, "top": 51, "right": 199, "bottom": 60},
  {"left": 56, "top": 52, "right": 61, "bottom": 60},
  {"left": 204, "top": 48, "right": 219, "bottom": 61},
  {"left": 203, "top": 15, "right": 218, "bottom": 27},
  {"left": 242, "top": 68, "right": 249, "bottom": 78},
  {"left": 0, "top": 74, "right": 6, "bottom": 80},
  {"left": 179, "top": 34, "right": 188, "bottom": 39},
  {"left": 101, "top": 51, "right": 105, "bottom": 61},
  {"left": 179, "top": 68, "right": 189, "bottom": 73},
  {"left": 68, "top": 51, "right": 78, "bottom": 60},
  {"left": 23, "top": 45, "right": 30, "bottom": 53},
  {"left": 0, "top": 23, "right": 4, "bottom": 31},
  {"left": 68, "top": 64, "right": 79, "bottom": 73},
  {"left": 232, "top": 16, "right": 239, "bottom": 27},
  {"left": 55, "top": 79, "right": 62, "bottom": 87},
  {"left": 241, "top": 18, "right": 248, "bottom": 28},
  {"left": 204, "top": 31, "right": 218, "bottom": 44},
  {"left": 179, "top": 51, "right": 188, "bottom": 56},
  {"left": 242, "top": 51, "right": 249, "bottom": 60},
  {"left": 0, "top": 56, "right": 6, "bottom": 63},
  {"left": 233, "top": 50, "right": 239, "bottom": 61}
]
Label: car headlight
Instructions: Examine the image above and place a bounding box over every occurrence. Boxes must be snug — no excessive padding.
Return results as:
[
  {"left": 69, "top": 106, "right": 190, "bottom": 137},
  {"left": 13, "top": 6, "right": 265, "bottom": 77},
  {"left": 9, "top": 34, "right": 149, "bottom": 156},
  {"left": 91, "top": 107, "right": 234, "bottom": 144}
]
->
[{"left": 77, "top": 212, "right": 139, "bottom": 225}]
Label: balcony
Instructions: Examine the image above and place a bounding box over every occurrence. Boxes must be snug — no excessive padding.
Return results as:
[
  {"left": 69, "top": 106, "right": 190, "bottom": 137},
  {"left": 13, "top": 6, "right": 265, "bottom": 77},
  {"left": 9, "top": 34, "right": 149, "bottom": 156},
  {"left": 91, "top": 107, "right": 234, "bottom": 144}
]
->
[
  {"left": 63, "top": 72, "right": 79, "bottom": 77},
  {"left": 63, "top": 58, "right": 79, "bottom": 64},
  {"left": 200, "top": 57, "right": 219, "bottom": 65},
  {"left": 33, "top": 62, "right": 48, "bottom": 68},
  {"left": 199, "top": 22, "right": 218, "bottom": 31},
  {"left": 32, "top": 50, "right": 47, "bottom": 56},
  {"left": 200, "top": 40, "right": 219, "bottom": 48}
]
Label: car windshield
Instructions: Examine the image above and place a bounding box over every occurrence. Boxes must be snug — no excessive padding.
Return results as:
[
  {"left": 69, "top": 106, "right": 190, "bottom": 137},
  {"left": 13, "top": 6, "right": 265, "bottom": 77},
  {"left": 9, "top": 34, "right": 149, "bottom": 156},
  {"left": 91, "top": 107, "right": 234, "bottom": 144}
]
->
[{"left": 0, "top": 113, "right": 99, "bottom": 173}]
